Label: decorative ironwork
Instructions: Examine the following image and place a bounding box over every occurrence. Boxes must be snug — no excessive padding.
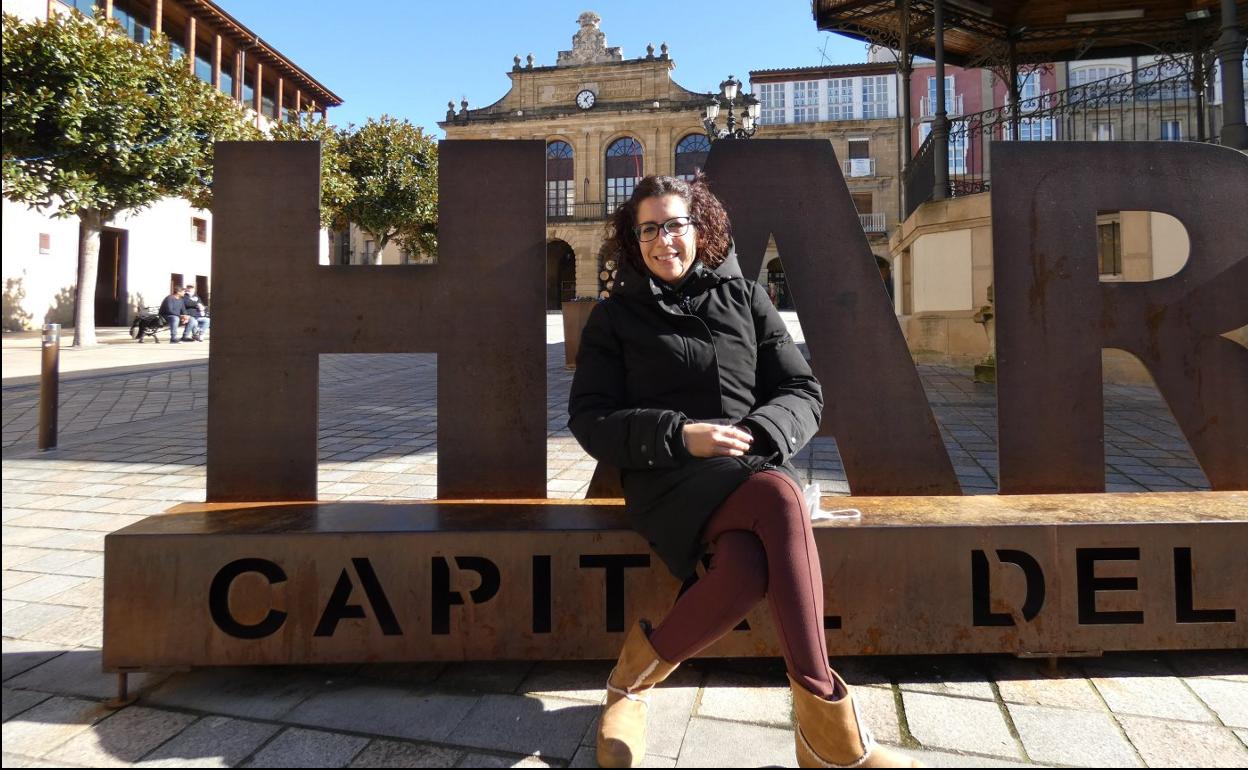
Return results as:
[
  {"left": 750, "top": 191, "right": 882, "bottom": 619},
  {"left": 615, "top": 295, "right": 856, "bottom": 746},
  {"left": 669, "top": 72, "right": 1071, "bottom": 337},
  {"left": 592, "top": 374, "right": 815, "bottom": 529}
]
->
[{"left": 904, "top": 58, "right": 1227, "bottom": 217}]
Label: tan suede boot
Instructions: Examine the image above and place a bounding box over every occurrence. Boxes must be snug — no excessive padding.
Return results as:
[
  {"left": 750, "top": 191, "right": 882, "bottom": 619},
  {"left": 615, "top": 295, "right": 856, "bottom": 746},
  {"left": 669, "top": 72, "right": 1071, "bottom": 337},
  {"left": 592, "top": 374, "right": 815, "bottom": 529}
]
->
[
  {"left": 789, "top": 673, "right": 923, "bottom": 768},
  {"left": 597, "top": 620, "right": 678, "bottom": 768}
]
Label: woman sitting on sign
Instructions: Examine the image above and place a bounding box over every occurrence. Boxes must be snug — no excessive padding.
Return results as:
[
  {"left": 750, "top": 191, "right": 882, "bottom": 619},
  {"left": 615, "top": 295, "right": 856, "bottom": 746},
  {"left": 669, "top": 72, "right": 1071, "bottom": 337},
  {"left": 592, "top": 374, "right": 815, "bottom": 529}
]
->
[{"left": 568, "top": 174, "right": 919, "bottom": 768}]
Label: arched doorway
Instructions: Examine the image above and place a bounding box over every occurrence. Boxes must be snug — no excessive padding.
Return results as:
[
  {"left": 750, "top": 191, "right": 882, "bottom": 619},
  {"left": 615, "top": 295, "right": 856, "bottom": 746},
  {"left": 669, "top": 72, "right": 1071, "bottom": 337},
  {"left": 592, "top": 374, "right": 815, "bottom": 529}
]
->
[
  {"left": 876, "top": 255, "right": 895, "bottom": 302},
  {"left": 547, "top": 240, "right": 576, "bottom": 310},
  {"left": 766, "top": 257, "right": 792, "bottom": 310}
]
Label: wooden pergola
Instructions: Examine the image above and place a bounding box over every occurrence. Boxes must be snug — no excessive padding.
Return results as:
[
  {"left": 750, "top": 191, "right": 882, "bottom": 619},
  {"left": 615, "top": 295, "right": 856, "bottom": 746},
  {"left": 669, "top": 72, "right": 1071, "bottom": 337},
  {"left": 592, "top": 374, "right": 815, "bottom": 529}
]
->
[{"left": 811, "top": 0, "right": 1247, "bottom": 204}]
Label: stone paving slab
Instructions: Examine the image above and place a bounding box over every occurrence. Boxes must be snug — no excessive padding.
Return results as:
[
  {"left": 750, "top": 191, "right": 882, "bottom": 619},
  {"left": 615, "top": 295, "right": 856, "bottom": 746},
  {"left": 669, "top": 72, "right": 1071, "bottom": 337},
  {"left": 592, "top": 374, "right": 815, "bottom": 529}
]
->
[
  {"left": 1006, "top": 702, "right": 1142, "bottom": 767},
  {"left": 1, "top": 639, "right": 69, "bottom": 681},
  {"left": 241, "top": 726, "right": 368, "bottom": 768},
  {"left": 1116, "top": 713, "right": 1248, "bottom": 767},
  {"left": 1087, "top": 671, "right": 1216, "bottom": 723},
  {"left": 445, "top": 693, "right": 596, "bottom": 760},
  {"left": 0, "top": 695, "right": 114, "bottom": 757},
  {"left": 5, "top": 647, "right": 167, "bottom": 701},
  {"left": 142, "top": 667, "right": 337, "bottom": 722},
  {"left": 281, "top": 682, "right": 479, "bottom": 744},
  {"left": 696, "top": 671, "right": 793, "bottom": 727},
  {"left": 458, "top": 751, "right": 556, "bottom": 767},
  {"left": 2, "top": 686, "right": 52, "bottom": 721},
  {"left": 44, "top": 705, "right": 198, "bottom": 767},
  {"left": 131, "top": 715, "right": 281, "bottom": 768},
  {"left": 569, "top": 745, "right": 677, "bottom": 767},
  {"left": 902, "top": 690, "right": 1023, "bottom": 759},
  {"left": 344, "top": 738, "right": 461, "bottom": 768},
  {"left": 989, "top": 658, "right": 1107, "bottom": 711},
  {"left": 1185, "top": 677, "right": 1248, "bottom": 728},
  {"left": 673, "top": 717, "right": 795, "bottom": 767}
]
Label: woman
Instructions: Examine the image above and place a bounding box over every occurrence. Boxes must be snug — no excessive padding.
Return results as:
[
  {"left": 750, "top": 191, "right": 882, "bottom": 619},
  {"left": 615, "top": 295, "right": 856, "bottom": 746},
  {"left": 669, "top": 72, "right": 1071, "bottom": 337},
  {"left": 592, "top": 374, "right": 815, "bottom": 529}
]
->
[{"left": 568, "top": 174, "right": 919, "bottom": 769}]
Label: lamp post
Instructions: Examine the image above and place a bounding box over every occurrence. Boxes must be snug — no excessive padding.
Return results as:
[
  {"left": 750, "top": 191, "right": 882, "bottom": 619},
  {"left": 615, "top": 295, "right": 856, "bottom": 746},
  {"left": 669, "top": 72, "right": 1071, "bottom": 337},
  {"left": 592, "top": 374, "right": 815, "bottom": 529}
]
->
[{"left": 704, "top": 75, "right": 760, "bottom": 141}]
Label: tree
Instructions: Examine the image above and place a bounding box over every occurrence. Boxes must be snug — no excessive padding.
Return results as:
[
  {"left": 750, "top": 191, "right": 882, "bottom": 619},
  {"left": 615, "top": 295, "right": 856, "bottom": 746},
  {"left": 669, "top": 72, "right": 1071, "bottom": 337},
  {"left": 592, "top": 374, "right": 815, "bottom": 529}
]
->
[
  {"left": 268, "top": 109, "right": 353, "bottom": 231},
  {"left": 338, "top": 116, "right": 438, "bottom": 264},
  {"left": 2, "top": 11, "right": 259, "bottom": 345}
]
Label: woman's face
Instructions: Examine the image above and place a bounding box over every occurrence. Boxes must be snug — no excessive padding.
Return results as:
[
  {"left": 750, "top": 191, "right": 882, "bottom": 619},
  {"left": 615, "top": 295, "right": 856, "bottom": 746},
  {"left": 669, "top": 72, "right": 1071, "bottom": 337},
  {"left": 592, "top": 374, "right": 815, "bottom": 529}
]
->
[{"left": 637, "top": 194, "right": 698, "bottom": 284}]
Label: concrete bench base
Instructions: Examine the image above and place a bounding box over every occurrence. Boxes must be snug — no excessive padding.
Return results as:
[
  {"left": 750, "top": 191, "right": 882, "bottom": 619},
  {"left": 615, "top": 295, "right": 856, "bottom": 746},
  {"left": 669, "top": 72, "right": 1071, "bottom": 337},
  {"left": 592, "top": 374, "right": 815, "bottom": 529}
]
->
[{"left": 102, "top": 492, "right": 1247, "bottom": 672}]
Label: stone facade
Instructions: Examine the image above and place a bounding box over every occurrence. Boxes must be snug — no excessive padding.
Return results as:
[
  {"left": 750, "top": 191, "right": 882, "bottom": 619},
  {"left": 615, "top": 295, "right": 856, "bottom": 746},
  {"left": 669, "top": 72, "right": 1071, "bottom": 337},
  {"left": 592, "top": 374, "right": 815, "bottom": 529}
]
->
[{"left": 440, "top": 14, "right": 722, "bottom": 306}]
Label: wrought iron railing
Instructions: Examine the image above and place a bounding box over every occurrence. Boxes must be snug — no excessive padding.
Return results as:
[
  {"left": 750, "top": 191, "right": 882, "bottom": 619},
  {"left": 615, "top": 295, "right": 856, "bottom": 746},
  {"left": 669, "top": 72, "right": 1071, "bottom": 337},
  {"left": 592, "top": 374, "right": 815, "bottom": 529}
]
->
[
  {"left": 920, "top": 93, "right": 964, "bottom": 118},
  {"left": 904, "top": 59, "right": 1231, "bottom": 218},
  {"left": 548, "top": 201, "right": 611, "bottom": 221}
]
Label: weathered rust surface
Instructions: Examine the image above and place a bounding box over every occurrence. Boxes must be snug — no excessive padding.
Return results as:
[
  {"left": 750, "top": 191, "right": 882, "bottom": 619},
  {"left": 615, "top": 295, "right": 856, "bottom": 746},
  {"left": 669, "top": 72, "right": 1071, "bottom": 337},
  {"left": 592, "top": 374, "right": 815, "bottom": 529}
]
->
[
  {"left": 704, "top": 140, "right": 961, "bottom": 496},
  {"left": 102, "top": 493, "right": 1246, "bottom": 669},
  {"left": 207, "top": 141, "right": 547, "bottom": 501},
  {"left": 993, "top": 142, "right": 1248, "bottom": 494}
]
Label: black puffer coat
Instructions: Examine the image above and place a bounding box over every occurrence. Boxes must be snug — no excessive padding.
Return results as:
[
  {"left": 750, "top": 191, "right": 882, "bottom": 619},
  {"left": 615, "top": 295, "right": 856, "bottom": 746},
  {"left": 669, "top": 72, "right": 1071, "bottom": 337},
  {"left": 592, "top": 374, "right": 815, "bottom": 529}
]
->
[{"left": 568, "top": 247, "right": 824, "bottom": 579}]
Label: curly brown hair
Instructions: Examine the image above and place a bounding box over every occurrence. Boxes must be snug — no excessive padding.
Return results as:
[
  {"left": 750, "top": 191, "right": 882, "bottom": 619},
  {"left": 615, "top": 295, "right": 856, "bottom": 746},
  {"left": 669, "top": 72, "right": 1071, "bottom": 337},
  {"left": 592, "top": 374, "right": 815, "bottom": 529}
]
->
[{"left": 604, "top": 173, "right": 732, "bottom": 275}]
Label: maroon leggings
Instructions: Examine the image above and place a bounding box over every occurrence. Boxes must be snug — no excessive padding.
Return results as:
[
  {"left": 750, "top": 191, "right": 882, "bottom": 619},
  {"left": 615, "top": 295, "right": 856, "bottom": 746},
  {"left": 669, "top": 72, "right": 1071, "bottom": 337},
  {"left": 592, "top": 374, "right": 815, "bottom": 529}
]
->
[{"left": 648, "top": 470, "right": 838, "bottom": 699}]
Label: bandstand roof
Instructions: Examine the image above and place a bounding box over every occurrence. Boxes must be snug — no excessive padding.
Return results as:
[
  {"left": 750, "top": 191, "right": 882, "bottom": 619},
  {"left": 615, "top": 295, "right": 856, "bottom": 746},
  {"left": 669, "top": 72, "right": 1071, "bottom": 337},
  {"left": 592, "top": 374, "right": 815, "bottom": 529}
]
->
[{"left": 812, "top": 0, "right": 1247, "bottom": 67}]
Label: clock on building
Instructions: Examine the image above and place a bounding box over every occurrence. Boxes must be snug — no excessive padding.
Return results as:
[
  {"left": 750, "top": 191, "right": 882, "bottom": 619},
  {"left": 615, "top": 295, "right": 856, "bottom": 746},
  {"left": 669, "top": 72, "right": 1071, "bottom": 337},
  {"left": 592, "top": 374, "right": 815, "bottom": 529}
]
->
[{"left": 576, "top": 89, "right": 597, "bottom": 110}]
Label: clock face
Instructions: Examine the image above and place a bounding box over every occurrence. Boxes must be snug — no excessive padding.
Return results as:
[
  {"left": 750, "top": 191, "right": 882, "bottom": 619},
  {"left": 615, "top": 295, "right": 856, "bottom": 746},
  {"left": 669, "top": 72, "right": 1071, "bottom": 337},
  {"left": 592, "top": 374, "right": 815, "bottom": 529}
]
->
[{"left": 576, "top": 89, "right": 596, "bottom": 110}]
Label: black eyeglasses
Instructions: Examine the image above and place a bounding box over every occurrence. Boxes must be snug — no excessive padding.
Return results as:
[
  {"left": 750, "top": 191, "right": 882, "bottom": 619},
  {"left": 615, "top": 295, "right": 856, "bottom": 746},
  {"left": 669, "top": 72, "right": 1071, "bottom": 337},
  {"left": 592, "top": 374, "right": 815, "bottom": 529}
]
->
[{"left": 633, "top": 216, "right": 697, "bottom": 243}]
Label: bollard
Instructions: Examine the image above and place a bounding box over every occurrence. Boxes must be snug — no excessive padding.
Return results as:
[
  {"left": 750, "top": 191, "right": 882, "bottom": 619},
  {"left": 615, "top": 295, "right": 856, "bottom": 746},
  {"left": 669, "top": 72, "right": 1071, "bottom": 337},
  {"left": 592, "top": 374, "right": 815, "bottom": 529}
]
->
[{"left": 38, "top": 323, "right": 59, "bottom": 451}]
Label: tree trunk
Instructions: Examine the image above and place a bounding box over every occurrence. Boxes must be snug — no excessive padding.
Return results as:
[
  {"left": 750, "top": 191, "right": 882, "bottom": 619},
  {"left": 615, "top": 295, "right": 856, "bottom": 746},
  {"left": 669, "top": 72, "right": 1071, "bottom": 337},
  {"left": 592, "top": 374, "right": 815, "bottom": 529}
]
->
[
  {"left": 375, "top": 231, "right": 392, "bottom": 265},
  {"left": 73, "top": 208, "right": 103, "bottom": 347}
]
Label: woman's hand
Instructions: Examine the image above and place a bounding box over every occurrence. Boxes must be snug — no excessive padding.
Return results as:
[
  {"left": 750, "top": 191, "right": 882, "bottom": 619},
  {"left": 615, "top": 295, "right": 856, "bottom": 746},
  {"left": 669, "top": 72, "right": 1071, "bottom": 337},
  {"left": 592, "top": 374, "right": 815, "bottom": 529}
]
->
[{"left": 682, "top": 423, "right": 753, "bottom": 458}]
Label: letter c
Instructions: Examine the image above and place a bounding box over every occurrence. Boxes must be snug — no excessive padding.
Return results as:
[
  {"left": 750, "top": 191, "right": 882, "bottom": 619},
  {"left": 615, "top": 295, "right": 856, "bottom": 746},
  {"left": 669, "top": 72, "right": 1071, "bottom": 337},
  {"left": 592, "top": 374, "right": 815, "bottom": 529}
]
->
[{"left": 209, "top": 558, "right": 288, "bottom": 639}]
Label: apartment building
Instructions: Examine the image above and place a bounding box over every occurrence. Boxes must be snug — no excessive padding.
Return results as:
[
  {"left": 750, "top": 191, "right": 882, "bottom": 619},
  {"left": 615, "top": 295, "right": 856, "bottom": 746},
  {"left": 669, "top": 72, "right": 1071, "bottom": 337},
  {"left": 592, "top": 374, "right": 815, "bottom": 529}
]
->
[{"left": 2, "top": 0, "right": 341, "bottom": 330}]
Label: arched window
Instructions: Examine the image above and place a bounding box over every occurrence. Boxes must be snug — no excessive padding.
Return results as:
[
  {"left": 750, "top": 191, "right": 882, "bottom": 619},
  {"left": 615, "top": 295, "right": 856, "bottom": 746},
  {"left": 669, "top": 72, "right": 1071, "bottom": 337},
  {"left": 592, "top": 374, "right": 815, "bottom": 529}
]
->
[
  {"left": 605, "top": 137, "right": 644, "bottom": 211},
  {"left": 674, "top": 134, "right": 711, "bottom": 181},
  {"left": 546, "top": 141, "right": 575, "bottom": 218}
]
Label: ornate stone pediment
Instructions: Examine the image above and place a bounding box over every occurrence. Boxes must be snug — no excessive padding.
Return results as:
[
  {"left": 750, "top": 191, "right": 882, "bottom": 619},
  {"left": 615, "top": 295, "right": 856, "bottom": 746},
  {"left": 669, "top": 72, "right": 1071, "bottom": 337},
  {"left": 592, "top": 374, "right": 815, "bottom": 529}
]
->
[{"left": 556, "top": 11, "right": 623, "bottom": 67}]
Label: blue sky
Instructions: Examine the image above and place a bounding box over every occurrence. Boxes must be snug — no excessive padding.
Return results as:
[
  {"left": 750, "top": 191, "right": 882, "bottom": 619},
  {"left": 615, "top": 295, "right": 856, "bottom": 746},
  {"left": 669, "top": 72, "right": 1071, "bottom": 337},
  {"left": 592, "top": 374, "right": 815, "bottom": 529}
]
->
[{"left": 216, "top": 1, "right": 867, "bottom": 137}]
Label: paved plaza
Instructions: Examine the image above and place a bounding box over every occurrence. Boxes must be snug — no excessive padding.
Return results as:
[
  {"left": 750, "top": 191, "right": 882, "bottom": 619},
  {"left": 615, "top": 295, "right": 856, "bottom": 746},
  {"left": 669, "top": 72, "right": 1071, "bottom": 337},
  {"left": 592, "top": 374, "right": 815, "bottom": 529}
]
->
[{"left": 2, "top": 317, "right": 1245, "bottom": 767}]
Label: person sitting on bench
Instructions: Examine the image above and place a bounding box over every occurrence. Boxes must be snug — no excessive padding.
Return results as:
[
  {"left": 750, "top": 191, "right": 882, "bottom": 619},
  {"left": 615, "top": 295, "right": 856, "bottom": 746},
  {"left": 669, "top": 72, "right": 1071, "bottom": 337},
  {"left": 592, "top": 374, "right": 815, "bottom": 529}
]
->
[
  {"left": 158, "top": 287, "right": 191, "bottom": 344},
  {"left": 570, "top": 174, "right": 920, "bottom": 769},
  {"left": 181, "top": 285, "right": 209, "bottom": 341}
]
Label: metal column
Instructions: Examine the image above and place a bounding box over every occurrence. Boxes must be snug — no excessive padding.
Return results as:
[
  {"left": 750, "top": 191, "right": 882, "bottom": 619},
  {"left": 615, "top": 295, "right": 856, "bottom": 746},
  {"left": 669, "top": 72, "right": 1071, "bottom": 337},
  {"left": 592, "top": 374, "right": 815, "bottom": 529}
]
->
[
  {"left": 1217, "top": 0, "right": 1247, "bottom": 148},
  {"left": 932, "top": 0, "right": 950, "bottom": 200}
]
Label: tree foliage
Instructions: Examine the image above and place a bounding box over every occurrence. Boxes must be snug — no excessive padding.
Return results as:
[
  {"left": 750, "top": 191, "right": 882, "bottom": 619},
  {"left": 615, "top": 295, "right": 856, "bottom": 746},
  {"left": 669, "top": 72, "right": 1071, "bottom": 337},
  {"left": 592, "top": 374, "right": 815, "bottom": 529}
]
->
[
  {"left": 1, "top": 10, "right": 258, "bottom": 344},
  {"left": 338, "top": 115, "right": 438, "bottom": 261},
  {"left": 268, "top": 109, "right": 353, "bottom": 230},
  {"left": 2, "top": 11, "right": 259, "bottom": 216}
]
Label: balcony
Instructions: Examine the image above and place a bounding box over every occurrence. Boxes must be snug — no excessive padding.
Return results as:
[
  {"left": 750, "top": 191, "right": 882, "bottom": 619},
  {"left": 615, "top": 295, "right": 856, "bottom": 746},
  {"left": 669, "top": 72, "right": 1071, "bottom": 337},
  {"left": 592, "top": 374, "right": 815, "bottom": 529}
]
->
[
  {"left": 842, "top": 158, "right": 876, "bottom": 178},
  {"left": 920, "top": 93, "right": 964, "bottom": 118},
  {"left": 547, "top": 201, "right": 610, "bottom": 222},
  {"left": 859, "top": 212, "right": 887, "bottom": 233}
]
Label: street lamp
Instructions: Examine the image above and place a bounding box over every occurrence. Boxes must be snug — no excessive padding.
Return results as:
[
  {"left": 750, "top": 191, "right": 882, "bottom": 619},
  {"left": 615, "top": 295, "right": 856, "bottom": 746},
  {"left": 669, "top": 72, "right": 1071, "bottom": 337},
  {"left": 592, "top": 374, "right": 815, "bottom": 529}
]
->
[{"left": 704, "top": 75, "right": 760, "bottom": 141}]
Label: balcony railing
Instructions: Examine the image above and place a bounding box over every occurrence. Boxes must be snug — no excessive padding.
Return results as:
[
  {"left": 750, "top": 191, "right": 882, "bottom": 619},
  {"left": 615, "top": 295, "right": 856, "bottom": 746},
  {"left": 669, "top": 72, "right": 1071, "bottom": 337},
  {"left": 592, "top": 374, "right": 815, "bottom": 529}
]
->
[
  {"left": 547, "top": 201, "right": 610, "bottom": 221},
  {"left": 920, "top": 93, "right": 964, "bottom": 118},
  {"left": 859, "top": 212, "right": 887, "bottom": 233},
  {"left": 842, "top": 158, "right": 877, "bottom": 177},
  {"left": 904, "top": 59, "right": 1226, "bottom": 219}
]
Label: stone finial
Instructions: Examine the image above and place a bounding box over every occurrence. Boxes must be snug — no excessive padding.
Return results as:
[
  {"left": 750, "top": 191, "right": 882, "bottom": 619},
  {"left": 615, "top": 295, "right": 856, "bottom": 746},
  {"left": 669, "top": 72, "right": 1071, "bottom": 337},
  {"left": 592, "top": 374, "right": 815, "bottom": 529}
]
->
[
  {"left": 460, "top": 98, "right": 469, "bottom": 116},
  {"left": 557, "top": 10, "right": 625, "bottom": 67},
  {"left": 646, "top": 43, "right": 655, "bottom": 59},
  {"left": 446, "top": 101, "right": 456, "bottom": 121},
  {"left": 513, "top": 55, "right": 521, "bottom": 71},
  {"left": 660, "top": 42, "right": 669, "bottom": 59},
  {"left": 526, "top": 53, "right": 535, "bottom": 68}
]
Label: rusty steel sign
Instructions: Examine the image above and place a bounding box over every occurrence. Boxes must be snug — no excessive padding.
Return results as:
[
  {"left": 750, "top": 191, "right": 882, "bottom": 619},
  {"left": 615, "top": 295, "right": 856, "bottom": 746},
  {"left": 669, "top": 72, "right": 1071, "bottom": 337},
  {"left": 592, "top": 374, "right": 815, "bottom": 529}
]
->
[{"left": 101, "top": 139, "right": 1247, "bottom": 675}]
